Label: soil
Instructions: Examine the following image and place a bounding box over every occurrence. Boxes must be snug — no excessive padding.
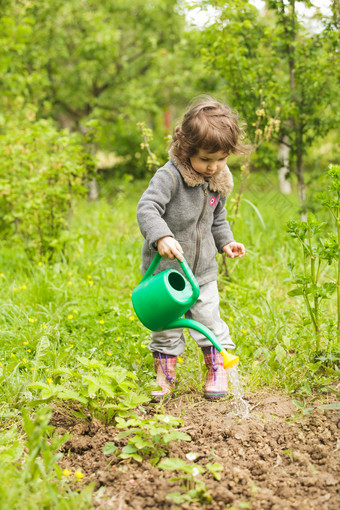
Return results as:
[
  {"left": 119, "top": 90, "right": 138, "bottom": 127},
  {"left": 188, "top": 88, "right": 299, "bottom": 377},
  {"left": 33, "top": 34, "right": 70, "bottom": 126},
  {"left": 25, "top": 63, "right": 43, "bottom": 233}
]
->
[{"left": 52, "top": 390, "right": 340, "bottom": 510}]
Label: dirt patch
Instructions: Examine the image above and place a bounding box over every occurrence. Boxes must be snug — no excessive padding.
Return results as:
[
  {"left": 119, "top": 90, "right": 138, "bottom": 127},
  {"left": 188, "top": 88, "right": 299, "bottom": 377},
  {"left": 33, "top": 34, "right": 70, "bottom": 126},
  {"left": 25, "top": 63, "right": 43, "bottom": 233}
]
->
[{"left": 53, "top": 391, "right": 340, "bottom": 509}]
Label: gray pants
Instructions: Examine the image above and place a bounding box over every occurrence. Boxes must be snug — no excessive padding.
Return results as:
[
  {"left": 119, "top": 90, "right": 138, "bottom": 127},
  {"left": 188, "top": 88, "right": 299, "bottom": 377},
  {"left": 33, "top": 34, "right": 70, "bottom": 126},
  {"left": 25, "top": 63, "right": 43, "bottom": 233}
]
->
[{"left": 149, "top": 280, "right": 235, "bottom": 356}]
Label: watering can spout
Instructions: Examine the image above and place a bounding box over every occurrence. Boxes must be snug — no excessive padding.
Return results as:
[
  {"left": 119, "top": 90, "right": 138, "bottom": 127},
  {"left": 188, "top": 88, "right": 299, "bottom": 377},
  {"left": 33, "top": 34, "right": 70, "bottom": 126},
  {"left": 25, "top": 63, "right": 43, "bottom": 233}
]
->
[{"left": 169, "top": 318, "right": 239, "bottom": 369}]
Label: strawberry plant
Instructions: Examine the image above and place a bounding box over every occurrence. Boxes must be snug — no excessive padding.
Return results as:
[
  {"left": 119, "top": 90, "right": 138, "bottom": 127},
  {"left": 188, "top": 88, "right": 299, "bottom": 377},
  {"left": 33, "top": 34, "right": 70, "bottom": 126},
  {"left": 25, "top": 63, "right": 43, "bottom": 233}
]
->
[
  {"left": 28, "top": 356, "right": 150, "bottom": 424},
  {"left": 158, "top": 457, "right": 221, "bottom": 504},
  {"left": 114, "top": 414, "right": 191, "bottom": 465}
]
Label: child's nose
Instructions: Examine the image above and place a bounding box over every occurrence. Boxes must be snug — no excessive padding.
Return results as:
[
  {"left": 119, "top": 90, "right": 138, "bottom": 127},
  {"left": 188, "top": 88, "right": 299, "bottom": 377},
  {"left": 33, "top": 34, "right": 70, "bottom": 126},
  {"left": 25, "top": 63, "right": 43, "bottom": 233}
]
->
[{"left": 208, "top": 161, "right": 217, "bottom": 171}]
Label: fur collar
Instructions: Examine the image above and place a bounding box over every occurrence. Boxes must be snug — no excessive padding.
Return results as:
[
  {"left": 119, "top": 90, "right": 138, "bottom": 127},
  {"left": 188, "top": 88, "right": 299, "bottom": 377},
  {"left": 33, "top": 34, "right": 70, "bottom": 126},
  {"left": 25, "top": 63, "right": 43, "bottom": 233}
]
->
[{"left": 169, "top": 148, "right": 234, "bottom": 197}]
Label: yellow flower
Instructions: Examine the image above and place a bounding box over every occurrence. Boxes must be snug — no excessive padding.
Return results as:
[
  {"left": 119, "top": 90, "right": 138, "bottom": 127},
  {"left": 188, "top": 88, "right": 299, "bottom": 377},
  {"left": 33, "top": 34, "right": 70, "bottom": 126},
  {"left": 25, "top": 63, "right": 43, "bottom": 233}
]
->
[
  {"left": 43, "top": 324, "right": 47, "bottom": 328},
  {"left": 0, "top": 362, "right": 2, "bottom": 366},
  {"left": 229, "top": 317, "right": 234, "bottom": 322},
  {"left": 99, "top": 320, "right": 105, "bottom": 324},
  {"left": 38, "top": 262, "right": 43, "bottom": 266},
  {"left": 116, "top": 337, "right": 121, "bottom": 342},
  {"left": 11, "top": 353, "right": 16, "bottom": 358},
  {"left": 129, "top": 316, "right": 135, "bottom": 321},
  {"left": 87, "top": 275, "right": 92, "bottom": 279},
  {"left": 177, "top": 356, "right": 184, "bottom": 363},
  {"left": 77, "top": 253, "right": 81, "bottom": 257},
  {"left": 46, "top": 369, "right": 49, "bottom": 373},
  {"left": 107, "top": 352, "right": 112, "bottom": 356},
  {"left": 21, "top": 285, "right": 27, "bottom": 290},
  {"left": 0, "top": 273, "right": 5, "bottom": 277},
  {"left": 47, "top": 378, "right": 53, "bottom": 384},
  {"left": 100, "top": 328, "right": 104, "bottom": 332},
  {"left": 141, "top": 344, "right": 146, "bottom": 349},
  {"left": 29, "top": 318, "right": 36, "bottom": 323},
  {"left": 14, "top": 287, "right": 17, "bottom": 291},
  {"left": 27, "top": 349, "right": 31, "bottom": 353},
  {"left": 241, "top": 328, "right": 247, "bottom": 334},
  {"left": 73, "top": 310, "right": 78, "bottom": 314},
  {"left": 75, "top": 470, "right": 84, "bottom": 479},
  {"left": 22, "top": 358, "right": 27, "bottom": 363},
  {"left": 68, "top": 314, "right": 73, "bottom": 320},
  {"left": 87, "top": 261, "right": 92, "bottom": 266},
  {"left": 88, "top": 280, "right": 94, "bottom": 285},
  {"left": 24, "top": 341, "right": 28, "bottom": 346},
  {"left": 99, "top": 341, "right": 103, "bottom": 345},
  {"left": 68, "top": 281, "right": 72, "bottom": 286},
  {"left": 70, "top": 344, "right": 74, "bottom": 349},
  {"left": 63, "top": 469, "right": 72, "bottom": 477},
  {"left": 68, "top": 272, "right": 72, "bottom": 276}
]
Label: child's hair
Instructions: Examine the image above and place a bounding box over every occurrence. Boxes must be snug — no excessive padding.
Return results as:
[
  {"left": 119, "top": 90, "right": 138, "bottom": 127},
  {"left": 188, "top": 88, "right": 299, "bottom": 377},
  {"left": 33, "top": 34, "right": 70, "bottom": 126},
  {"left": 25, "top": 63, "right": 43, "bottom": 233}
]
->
[{"left": 170, "top": 96, "right": 246, "bottom": 162}]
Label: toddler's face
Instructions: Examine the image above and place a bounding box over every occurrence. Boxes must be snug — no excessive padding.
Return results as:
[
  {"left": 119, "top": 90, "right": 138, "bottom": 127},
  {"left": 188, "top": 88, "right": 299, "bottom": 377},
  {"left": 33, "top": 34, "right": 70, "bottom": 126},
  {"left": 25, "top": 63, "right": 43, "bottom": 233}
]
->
[{"left": 190, "top": 149, "right": 228, "bottom": 178}]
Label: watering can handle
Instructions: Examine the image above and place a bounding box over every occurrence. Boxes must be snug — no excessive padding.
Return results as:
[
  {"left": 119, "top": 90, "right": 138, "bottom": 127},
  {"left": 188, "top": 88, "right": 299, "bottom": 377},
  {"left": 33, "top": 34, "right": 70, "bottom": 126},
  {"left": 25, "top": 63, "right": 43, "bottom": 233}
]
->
[{"left": 141, "top": 252, "right": 200, "bottom": 301}]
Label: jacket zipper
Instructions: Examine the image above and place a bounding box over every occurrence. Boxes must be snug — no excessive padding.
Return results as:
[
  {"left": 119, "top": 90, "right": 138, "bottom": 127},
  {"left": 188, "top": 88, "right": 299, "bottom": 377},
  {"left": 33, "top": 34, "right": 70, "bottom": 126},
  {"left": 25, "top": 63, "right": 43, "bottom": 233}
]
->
[{"left": 193, "top": 188, "right": 208, "bottom": 274}]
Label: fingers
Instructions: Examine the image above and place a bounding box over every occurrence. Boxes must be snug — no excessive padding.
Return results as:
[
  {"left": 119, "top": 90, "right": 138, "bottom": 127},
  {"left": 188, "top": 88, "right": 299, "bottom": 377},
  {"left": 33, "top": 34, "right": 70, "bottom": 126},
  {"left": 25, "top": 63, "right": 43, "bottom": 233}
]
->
[
  {"left": 224, "top": 242, "right": 246, "bottom": 259},
  {"left": 224, "top": 245, "right": 234, "bottom": 258},
  {"left": 237, "top": 243, "right": 246, "bottom": 258},
  {"left": 174, "top": 241, "right": 184, "bottom": 261},
  {"left": 157, "top": 237, "right": 184, "bottom": 261}
]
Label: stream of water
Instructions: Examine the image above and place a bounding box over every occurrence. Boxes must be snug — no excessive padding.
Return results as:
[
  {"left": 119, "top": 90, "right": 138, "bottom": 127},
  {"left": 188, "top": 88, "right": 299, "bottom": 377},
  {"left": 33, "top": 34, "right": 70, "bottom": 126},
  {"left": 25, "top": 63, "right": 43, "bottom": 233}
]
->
[{"left": 227, "top": 365, "right": 250, "bottom": 418}]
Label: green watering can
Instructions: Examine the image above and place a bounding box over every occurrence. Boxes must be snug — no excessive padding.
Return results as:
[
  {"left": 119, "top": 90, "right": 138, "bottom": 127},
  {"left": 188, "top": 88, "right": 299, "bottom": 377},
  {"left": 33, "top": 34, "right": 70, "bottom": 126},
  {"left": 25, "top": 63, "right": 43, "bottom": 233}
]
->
[{"left": 132, "top": 252, "right": 239, "bottom": 369}]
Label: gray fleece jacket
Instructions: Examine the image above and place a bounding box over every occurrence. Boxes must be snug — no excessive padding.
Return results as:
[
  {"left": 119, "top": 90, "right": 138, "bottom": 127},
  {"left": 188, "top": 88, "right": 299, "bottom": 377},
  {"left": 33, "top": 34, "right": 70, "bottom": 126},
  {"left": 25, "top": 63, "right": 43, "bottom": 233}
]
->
[{"left": 137, "top": 150, "right": 234, "bottom": 285}]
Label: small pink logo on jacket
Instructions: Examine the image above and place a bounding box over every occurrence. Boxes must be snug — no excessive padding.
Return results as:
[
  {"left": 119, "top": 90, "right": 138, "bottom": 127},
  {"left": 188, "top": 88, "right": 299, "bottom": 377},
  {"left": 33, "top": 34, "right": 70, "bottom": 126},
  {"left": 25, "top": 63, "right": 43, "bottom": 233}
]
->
[{"left": 210, "top": 194, "right": 220, "bottom": 208}]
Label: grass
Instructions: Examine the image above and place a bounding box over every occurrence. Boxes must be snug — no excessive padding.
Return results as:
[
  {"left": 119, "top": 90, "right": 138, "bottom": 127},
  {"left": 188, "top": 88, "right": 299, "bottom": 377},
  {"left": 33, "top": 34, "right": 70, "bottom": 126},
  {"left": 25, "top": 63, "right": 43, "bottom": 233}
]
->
[{"left": 0, "top": 172, "right": 337, "bottom": 391}]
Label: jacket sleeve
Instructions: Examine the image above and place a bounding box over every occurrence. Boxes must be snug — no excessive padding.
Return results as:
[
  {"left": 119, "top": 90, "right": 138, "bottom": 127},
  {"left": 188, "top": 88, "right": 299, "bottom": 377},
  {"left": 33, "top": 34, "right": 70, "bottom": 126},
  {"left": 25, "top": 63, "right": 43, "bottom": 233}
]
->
[
  {"left": 211, "top": 196, "right": 234, "bottom": 252},
  {"left": 137, "top": 167, "right": 177, "bottom": 250}
]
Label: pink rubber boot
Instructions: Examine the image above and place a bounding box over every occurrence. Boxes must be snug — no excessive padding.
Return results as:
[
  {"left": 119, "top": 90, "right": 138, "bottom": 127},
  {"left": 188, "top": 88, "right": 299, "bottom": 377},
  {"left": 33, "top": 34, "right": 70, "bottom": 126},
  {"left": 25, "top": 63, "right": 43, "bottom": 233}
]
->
[
  {"left": 151, "top": 352, "right": 177, "bottom": 403},
  {"left": 201, "top": 346, "right": 228, "bottom": 400}
]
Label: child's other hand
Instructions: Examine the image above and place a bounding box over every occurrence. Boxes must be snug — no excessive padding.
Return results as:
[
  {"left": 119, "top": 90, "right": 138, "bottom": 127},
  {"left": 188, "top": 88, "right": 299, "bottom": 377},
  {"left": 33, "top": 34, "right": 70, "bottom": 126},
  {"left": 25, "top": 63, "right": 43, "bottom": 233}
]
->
[
  {"left": 157, "top": 236, "right": 184, "bottom": 261},
  {"left": 223, "top": 242, "right": 245, "bottom": 259}
]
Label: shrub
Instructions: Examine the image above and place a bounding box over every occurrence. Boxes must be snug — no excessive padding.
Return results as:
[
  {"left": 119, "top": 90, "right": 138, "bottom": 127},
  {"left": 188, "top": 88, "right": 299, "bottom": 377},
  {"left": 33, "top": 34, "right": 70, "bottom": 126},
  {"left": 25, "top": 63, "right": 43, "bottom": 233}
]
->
[{"left": 0, "top": 112, "right": 96, "bottom": 260}]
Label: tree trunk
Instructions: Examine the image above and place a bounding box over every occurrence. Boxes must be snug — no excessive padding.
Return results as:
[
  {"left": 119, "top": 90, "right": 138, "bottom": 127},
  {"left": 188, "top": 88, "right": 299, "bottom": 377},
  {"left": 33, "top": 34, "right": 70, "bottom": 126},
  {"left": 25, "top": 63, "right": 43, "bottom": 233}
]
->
[
  {"left": 278, "top": 135, "right": 292, "bottom": 194},
  {"left": 88, "top": 178, "right": 99, "bottom": 201}
]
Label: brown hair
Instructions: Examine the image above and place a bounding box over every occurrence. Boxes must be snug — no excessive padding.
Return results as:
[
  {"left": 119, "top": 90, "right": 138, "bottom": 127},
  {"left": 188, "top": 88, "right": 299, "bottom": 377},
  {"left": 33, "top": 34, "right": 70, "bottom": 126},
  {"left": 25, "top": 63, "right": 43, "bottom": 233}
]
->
[{"left": 170, "top": 97, "right": 247, "bottom": 162}]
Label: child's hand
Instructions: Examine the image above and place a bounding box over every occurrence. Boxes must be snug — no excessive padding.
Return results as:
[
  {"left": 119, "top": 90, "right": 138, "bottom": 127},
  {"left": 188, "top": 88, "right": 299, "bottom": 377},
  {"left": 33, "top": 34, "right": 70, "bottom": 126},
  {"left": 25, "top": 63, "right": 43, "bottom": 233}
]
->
[
  {"left": 157, "top": 236, "right": 184, "bottom": 261},
  {"left": 223, "top": 242, "right": 245, "bottom": 259}
]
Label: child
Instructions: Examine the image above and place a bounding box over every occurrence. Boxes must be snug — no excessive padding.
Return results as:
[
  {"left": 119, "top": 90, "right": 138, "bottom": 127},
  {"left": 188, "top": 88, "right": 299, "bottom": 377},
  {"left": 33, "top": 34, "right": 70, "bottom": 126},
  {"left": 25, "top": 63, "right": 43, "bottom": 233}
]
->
[{"left": 137, "top": 97, "right": 246, "bottom": 402}]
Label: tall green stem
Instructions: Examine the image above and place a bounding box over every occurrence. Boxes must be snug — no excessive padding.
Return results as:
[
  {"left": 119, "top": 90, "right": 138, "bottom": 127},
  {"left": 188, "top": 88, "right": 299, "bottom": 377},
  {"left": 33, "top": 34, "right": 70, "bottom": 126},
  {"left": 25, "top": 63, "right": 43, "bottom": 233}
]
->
[
  {"left": 337, "top": 204, "right": 340, "bottom": 334},
  {"left": 303, "top": 236, "right": 320, "bottom": 352}
]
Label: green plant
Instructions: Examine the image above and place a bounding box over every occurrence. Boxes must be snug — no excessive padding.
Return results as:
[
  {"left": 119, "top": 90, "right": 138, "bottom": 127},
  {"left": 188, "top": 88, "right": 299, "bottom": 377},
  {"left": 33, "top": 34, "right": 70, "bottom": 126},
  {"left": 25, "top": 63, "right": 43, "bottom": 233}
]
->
[
  {"left": 137, "top": 122, "right": 162, "bottom": 173},
  {"left": 114, "top": 414, "right": 191, "bottom": 464},
  {"left": 205, "top": 462, "right": 224, "bottom": 481},
  {"left": 158, "top": 457, "right": 221, "bottom": 504},
  {"left": 291, "top": 398, "right": 314, "bottom": 417},
  {"left": 0, "top": 407, "right": 94, "bottom": 509},
  {"left": 317, "top": 164, "right": 340, "bottom": 333},
  {"left": 28, "top": 356, "right": 150, "bottom": 424},
  {"left": 287, "top": 213, "right": 337, "bottom": 352},
  {"left": 0, "top": 112, "right": 96, "bottom": 259}
]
